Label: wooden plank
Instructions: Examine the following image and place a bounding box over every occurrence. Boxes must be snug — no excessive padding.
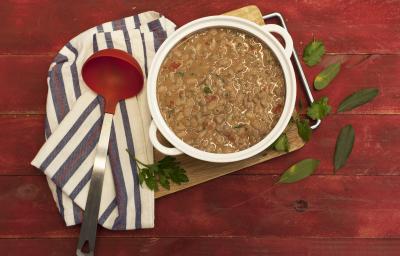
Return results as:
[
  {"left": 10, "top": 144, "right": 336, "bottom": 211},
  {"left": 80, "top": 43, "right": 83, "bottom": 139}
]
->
[
  {"left": 224, "top": 5, "right": 264, "bottom": 25},
  {"left": 0, "top": 116, "right": 44, "bottom": 176},
  {"left": 2, "top": 175, "right": 400, "bottom": 238},
  {"left": 0, "top": 55, "right": 49, "bottom": 114},
  {"left": 0, "top": 0, "right": 398, "bottom": 254},
  {"left": 6, "top": 114, "right": 400, "bottom": 176},
  {"left": 307, "top": 54, "right": 400, "bottom": 114},
  {"left": 155, "top": 121, "right": 303, "bottom": 197},
  {"left": 0, "top": 0, "right": 398, "bottom": 54},
  {"left": 1, "top": 54, "right": 398, "bottom": 114},
  {"left": 240, "top": 113, "right": 400, "bottom": 175},
  {"left": 1, "top": 238, "right": 400, "bottom": 256}
]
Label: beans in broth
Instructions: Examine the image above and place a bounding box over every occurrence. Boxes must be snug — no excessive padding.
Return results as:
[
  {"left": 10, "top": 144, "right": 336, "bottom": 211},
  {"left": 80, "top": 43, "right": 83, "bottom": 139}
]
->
[{"left": 156, "top": 27, "right": 285, "bottom": 153}]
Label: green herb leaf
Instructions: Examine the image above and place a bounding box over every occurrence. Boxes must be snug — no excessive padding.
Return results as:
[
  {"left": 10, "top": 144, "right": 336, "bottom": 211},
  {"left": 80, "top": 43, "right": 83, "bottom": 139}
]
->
[
  {"left": 334, "top": 125, "right": 355, "bottom": 172},
  {"left": 145, "top": 177, "right": 157, "bottom": 191},
  {"left": 233, "top": 124, "right": 245, "bottom": 129},
  {"left": 296, "top": 118, "right": 312, "bottom": 142},
  {"left": 203, "top": 86, "right": 212, "bottom": 94},
  {"left": 307, "top": 96, "right": 331, "bottom": 120},
  {"left": 126, "top": 150, "right": 189, "bottom": 191},
  {"left": 278, "top": 159, "right": 320, "bottom": 184},
  {"left": 138, "top": 171, "right": 145, "bottom": 185},
  {"left": 303, "top": 40, "right": 325, "bottom": 67},
  {"left": 273, "top": 133, "right": 289, "bottom": 152},
  {"left": 314, "top": 62, "right": 341, "bottom": 90},
  {"left": 337, "top": 88, "right": 379, "bottom": 112},
  {"left": 159, "top": 175, "right": 170, "bottom": 190},
  {"left": 177, "top": 71, "right": 185, "bottom": 77}
]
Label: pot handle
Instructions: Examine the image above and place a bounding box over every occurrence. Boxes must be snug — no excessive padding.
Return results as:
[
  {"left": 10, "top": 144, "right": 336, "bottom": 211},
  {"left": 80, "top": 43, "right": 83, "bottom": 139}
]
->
[
  {"left": 149, "top": 121, "right": 183, "bottom": 156},
  {"left": 261, "top": 24, "right": 293, "bottom": 59}
]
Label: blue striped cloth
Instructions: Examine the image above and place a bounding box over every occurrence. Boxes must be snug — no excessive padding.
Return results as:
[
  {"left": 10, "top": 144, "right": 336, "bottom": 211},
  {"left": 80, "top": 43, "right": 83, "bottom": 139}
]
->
[{"left": 31, "top": 12, "right": 176, "bottom": 230}]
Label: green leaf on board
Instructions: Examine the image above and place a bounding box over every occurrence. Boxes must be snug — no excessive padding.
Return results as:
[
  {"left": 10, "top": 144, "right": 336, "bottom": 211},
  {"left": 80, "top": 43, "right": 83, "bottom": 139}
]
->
[
  {"left": 337, "top": 88, "right": 379, "bottom": 112},
  {"left": 307, "top": 96, "right": 332, "bottom": 120},
  {"left": 273, "top": 133, "right": 289, "bottom": 152},
  {"left": 314, "top": 62, "right": 341, "bottom": 90},
  {"left": 303, "top": 39, "right": 325, "bottom": 67},
  {"left": 334, "top": 125, "right": 355, "bottom": 172},
  {"left": 278, "top": 159, "right": 320, "bottom": 184},
  {"left": 296, "top": 118, "right": 312, "bottom": 142}
]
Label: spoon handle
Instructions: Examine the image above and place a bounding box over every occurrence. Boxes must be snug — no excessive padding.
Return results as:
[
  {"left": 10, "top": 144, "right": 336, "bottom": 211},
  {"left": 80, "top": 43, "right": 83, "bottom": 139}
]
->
[{"left": 76, "top": 113, "right": 113, "bottom": 256}]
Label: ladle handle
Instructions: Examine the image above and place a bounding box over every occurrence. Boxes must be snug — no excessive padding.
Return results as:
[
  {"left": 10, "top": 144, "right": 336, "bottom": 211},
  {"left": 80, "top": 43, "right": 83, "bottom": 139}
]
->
[{"left": 76, "top": 113, "right": 113, "bottom": 256}]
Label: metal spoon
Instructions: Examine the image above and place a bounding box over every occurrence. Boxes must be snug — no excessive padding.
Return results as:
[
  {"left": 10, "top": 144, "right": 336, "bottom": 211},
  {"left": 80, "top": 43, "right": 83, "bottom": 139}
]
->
[{"left": 76, "top": 49, "right": 144, "bottom": 256}]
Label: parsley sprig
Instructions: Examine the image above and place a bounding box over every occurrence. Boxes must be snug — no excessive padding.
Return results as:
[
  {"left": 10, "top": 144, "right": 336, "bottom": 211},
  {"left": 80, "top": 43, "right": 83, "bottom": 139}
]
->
[
  {"left": 126, "top": 150, "right": 189, "bottom": 191},
  {"left": 307, "top": 96, "right": 331, "bottom": 120},
  {"left": 303, "top": 39, "right": 325, "bottom": 67}
]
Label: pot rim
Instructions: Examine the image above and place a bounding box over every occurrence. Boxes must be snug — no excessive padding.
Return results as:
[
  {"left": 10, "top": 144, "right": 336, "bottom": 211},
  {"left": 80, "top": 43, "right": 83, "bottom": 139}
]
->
[{"left": 147, "top": 15, "right": 296, "bottom": 163}]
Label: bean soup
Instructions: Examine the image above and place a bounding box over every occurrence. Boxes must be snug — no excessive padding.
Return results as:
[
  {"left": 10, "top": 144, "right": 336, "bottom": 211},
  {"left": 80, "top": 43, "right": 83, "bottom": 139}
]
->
[{"left": 156, "top": 27, "right": 285, "bottom": 153}]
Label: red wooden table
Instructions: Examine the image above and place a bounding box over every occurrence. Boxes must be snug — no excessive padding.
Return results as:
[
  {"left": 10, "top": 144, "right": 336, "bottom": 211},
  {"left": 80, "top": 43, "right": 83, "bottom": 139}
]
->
[{"left": 1, "top": 1, "right": 400, "bottom": 255}]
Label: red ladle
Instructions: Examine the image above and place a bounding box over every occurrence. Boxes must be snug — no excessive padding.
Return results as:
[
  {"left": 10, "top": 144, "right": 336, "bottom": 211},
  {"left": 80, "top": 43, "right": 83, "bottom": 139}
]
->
[{"left": 77, "top": 49, "right": 144, "bottom": 256}]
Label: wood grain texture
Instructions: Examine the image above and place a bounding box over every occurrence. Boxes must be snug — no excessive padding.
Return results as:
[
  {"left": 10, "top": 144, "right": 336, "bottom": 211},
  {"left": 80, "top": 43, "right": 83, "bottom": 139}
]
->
[
  {"left": 155, "top": 122, "right": 303, "bottom": 198},
  {"left": 2, "top": 54, "right": 398, "bottom": 114},
  {"left": 1, "top": 238, "right": 400, "bottom": 256},
  {"left": 2, "top": 175, "right": 400, "bottom": 238},
  {"left": 5, "top": 114, "right": 399, "bottom": 176},
  {"left": 224, "top": 5, "right": 264, "bottom": 25},
  {"left": 0, "top": 0, "right": 399, "bottom": 254},
  {"left": 0, "top": 55, "right": 49, "bottom": 114},
  {"left": 0, "top": 0, "right": 398, "bottom": 54},
  {"left": 0, "top": 116, "right": 44, "bottom": 175}
]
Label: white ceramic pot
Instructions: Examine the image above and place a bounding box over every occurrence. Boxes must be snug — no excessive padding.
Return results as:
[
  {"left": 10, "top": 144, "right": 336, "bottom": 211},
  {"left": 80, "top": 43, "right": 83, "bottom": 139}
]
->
[{"left": 147, "top": 16, "right": 296, "bottom": 163}]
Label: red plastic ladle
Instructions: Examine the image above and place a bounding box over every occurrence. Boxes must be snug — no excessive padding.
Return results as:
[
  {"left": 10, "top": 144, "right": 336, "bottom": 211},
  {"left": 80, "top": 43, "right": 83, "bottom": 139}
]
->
[{"left": 77, "top": 49, "right": 144, "bottom": 256}]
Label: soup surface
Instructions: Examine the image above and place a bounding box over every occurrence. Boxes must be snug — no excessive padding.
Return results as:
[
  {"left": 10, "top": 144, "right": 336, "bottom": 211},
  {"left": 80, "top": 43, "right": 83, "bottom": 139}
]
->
[{"left": 156, "top": 27, "right": 285, "bottom": 153}]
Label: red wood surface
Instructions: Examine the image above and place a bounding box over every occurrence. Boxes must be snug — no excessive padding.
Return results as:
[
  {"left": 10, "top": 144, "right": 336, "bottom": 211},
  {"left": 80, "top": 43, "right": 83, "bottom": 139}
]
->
[
  {"left": 3, "top": 175, "right": 400, "bottom": 239},
  {"left": 2, "top": 114, "right": 400, "bottom": 176},
  {"left": 0, "top": 0, "right": 399, "bottom": 54},
  {"left": 2, "top": 54, "right": 399, "bottom": 114},
  {"left": 1, "top": 238, "right": 400, "bottom": 256},
  {"left": 0, "top": 0, "right": 399, "bottom": 255}
]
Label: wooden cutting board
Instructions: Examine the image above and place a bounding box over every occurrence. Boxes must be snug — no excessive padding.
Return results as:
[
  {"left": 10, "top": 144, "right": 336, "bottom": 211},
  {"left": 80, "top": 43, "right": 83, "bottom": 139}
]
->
[{"left": 155, "top": 5, "right": 304, "bottom": 198}]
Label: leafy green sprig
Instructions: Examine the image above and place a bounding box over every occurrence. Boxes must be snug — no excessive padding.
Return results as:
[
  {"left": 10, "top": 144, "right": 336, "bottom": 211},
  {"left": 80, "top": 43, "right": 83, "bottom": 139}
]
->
[{"left": 127, "top": 150, "right": 189, "bottom": 191}]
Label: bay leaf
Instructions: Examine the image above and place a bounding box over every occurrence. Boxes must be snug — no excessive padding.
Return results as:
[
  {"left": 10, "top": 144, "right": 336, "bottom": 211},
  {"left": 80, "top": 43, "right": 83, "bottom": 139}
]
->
[
  {"left": 334, "top": 125, "right": 355, "bottom": 172},
  {"left": 338, "top": 88, "right": 379, "bottom": 112},
  {"left": 314, "top": 62, "right": 341, "bottom": 90},
  {"left": 278, "top": 159, "right": 320, "bottom": 184},
  {"left": 303, "top": 40, "right": 325, "bottom": 67}
]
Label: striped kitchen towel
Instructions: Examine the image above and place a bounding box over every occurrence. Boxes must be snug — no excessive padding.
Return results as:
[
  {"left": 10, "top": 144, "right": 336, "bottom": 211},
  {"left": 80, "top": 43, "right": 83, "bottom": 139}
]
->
[{"left": 31, "top": 11, "right": 176, "bottom": 230}]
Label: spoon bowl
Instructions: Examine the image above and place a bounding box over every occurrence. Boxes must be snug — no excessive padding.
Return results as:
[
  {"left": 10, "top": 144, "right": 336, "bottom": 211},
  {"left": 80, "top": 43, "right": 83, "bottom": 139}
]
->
[{"left": 82, "top": 49, "right": 144, "bottom": 113}]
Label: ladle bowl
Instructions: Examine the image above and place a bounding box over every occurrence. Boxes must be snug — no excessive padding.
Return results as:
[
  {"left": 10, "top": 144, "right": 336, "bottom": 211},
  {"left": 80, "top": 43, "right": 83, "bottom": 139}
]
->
[{"left": 82, "top": 49, "right": 144, "bottom": 113}]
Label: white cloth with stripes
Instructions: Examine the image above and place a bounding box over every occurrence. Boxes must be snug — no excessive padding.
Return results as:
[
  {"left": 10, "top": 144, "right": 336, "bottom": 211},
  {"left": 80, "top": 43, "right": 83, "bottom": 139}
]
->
[{"left": 31, "top": 11, "right": 176, "bottom": 230}]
